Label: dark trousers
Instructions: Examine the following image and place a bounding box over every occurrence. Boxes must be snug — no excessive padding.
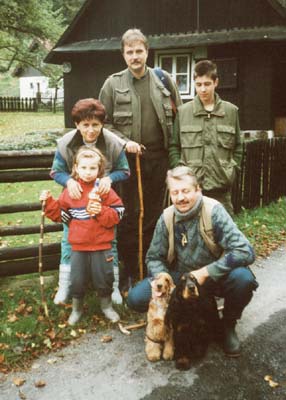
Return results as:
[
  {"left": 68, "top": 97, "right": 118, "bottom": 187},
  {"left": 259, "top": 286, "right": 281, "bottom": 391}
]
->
[
  {"left": 127, "top": 267, "right": 258, "bottom": 320},
  {"left": 118, "top": 153, "right": 168, "bottom": 279},
  {"left": 71, "top": 249, "right": 114, "bottom": 298}
]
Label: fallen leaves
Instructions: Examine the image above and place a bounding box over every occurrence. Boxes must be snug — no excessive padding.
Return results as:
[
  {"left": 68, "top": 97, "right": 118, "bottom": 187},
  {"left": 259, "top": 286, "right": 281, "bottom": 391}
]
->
[
  {"left": 13, "top": 377, "right": 26, "bottom": 387},
  {"left": 100, "top": 335, "right": 112, "bottom": 343},
  {"left": 18, "top": 390, "right": 27, "bottom": 399},
  {"left": 7, "top": 314, "right": 19, "bottom": 323},
  {"left": 264, "top": 375, "right": 279, "bottom": 388},
  {"left": 34, "top": 379, "right": 46, "bottom": 388}
]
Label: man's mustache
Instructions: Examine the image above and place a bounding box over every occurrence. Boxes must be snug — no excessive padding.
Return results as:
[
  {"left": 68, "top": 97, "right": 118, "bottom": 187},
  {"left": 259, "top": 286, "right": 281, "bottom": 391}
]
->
[{"left": 176, "top": 200, "right": 189, "bottom": 205}]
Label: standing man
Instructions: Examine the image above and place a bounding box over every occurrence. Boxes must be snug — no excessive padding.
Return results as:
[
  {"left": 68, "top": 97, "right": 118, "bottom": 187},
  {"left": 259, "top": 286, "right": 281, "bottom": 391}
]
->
[
  {"left": 99, "top": 28, "right": 182, "bottom": 287},
  {"left": 127, "top": 166, "right": 258, "bottom": 357},
  {"left": 169, "top": 60, "right": 242, "bottom": 215}
]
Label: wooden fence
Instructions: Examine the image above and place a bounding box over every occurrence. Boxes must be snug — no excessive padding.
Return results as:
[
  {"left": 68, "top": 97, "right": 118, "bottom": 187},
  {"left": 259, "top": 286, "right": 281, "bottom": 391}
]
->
[
  {"left": 0, "top": 150, "right": 62, "bottom": 277},
  {"left": 232, "top": 138, "right": 286, "bottom": 212},
  {"left": 0, "top": 96, "right": 64, "bottom": 112},
  {"left": 0, "top": 138, "right": 286, "bottom": 277},
  {"left": 0, "top": 97, "right": 38, "bottom": 112}
]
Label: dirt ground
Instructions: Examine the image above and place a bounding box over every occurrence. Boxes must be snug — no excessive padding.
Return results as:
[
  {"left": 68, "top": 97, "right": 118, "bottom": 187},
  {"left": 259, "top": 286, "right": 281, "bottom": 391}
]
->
[{"left": 1, "top": 245, "right": 286, "bottom": 400}]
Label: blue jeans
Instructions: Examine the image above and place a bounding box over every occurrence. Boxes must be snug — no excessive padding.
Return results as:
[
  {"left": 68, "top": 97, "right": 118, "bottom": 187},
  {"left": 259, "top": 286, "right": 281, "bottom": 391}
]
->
[{"left": 127, "top": 267, "right": 258, "bottom": 320}]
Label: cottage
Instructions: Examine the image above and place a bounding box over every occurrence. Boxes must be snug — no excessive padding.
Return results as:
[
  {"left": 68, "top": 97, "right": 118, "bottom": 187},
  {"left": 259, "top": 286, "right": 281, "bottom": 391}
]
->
[{"left": 45, "top": 0, "right": 286, "bottom": 134}]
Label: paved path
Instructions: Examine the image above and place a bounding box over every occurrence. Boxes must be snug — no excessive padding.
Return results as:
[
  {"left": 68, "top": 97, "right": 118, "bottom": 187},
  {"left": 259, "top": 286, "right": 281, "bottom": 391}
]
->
[{"left": 1, "top": 245, "right": 286, "bottom": 400}]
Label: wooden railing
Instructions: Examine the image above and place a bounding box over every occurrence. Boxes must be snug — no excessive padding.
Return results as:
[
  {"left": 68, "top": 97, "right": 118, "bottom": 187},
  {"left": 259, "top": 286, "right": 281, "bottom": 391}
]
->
[{"left": 0, "top": 150, "right": 62, "bottom": 277}]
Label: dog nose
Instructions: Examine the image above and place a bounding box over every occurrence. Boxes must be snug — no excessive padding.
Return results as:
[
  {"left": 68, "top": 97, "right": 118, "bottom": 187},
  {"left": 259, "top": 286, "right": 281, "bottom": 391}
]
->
[
  {"left": 188, "top": 283, "right": 196, "bottom": 292},
  {"left": 157, "top": 284, "right": 162, "bottom": 290}
]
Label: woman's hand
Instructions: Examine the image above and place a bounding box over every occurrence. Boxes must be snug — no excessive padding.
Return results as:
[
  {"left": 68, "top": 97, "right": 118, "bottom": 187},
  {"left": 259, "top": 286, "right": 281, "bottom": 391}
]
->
[
  {"left": 98, "top": 176, "right": 112, "bottom": 195},
  {"left": 67, "top": 178, "right": 82, "bottom": 199},
  {"left": 125, "top": 141, "right": 143, "bottom": 154}
]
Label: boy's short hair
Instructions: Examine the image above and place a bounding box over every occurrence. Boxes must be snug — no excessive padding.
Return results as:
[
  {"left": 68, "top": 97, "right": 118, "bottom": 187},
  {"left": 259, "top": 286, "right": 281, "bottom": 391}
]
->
[
  {"left": 71, "top": 146, "right": 106, "bottom": 180},
  {"left": 166, "top": 166, "right": 199, "bottom": 188},
  {"left": 121, "top": 28, "right": 149, "bottom": 52},
  {"left": 194, "top": 60, "right": 218, "bottom": 81},
  {"left": 71, "top": 98, "right": 106, "bottom": 124}
]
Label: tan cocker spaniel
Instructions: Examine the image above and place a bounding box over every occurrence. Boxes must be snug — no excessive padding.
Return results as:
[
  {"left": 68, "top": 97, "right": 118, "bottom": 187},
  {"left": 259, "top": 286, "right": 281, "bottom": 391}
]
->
[{"left": 145, "top": 272, "right": 175, "bottom": 362}]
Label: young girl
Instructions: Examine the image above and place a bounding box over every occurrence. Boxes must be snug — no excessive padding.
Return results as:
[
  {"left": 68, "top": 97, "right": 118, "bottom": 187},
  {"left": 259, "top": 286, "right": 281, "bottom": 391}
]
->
[{"left": 40, "top": 146, "right": 124, "bottom": 325}]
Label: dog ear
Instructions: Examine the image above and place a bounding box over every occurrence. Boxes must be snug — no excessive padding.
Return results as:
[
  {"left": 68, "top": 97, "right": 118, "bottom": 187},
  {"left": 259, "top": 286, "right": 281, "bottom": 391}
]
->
[{"left": 167, "top": 276, "right": 176, "bottom": 293}]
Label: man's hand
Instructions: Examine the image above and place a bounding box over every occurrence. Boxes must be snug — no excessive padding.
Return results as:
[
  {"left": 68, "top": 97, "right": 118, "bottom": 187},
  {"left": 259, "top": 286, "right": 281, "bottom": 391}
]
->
[
  {"left": 67, "top": 178, "right": 82, "bottom": 199},
  {"left": 125, "top": 141, "right": 142, "bottom": 154},
  {"left": 191, "top": 267, "right": 209, "bottom": 286},
  {"left": 98, "top": 176, "right": 112, "bottom": 195}
]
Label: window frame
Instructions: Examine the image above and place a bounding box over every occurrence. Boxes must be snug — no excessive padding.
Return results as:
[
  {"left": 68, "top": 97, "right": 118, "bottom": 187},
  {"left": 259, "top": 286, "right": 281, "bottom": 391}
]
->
[{"left": 154, "top": 49, "right": 195, "bottom": 100}]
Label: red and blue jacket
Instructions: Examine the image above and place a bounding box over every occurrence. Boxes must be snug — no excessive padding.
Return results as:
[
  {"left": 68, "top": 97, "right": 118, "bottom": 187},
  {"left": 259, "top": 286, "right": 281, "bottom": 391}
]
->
[{"left": 44, "top": 179, "right": 124, "bottom": 252}]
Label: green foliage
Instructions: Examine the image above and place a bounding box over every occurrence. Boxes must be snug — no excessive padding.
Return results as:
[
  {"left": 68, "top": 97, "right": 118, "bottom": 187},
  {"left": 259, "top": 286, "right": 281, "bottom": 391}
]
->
[
  {"left": 234, "top": 197, "right": 286, "bottom": 257},
  {"left": 0, "top": 0, "right": 84, "bottom": 82},
  {"left": 0, "top": 0, "right": 63, "bottom": 73},
  {"left": 52, "top": 0, "right": 86, "bottom": 25},
  {"left": 0, "top": 72, "right": 19, "bottom": 96}
]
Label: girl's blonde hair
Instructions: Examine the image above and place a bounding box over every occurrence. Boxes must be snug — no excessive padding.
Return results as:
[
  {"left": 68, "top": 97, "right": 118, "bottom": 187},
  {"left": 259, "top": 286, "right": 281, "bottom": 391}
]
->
[{"left": 71, "top": 146, "right": 106, "bottom": 180}]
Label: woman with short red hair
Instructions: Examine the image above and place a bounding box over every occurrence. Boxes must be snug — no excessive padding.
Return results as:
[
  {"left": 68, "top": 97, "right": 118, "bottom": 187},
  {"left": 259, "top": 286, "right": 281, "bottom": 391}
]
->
[{"left": 50, "top": 98, "right": 130, "bottom": 306}]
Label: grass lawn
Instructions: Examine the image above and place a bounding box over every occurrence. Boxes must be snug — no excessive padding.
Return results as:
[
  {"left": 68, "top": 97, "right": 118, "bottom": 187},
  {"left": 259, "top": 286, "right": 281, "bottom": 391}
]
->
[
  {"left": 0, "top": 112, "right": 65, "bottom": 137},
  {"left": 0, "top": 180, "right": 62, "bottom": 247}
]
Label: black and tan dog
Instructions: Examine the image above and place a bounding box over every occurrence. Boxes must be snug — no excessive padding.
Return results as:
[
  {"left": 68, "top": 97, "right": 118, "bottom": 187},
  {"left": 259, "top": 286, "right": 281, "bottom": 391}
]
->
[{"left": 166, "top": 272, "right": 222, "bottom": 370}]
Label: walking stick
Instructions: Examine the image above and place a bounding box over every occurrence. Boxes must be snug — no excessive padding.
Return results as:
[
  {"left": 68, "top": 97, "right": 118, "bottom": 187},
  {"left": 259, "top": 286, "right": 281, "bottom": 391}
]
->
[
  {"left": 39, "top": 199, "right": 50, "bottom": 322},
  {"left": 136, "top": 152, "right": 144, "bottom": 280}
]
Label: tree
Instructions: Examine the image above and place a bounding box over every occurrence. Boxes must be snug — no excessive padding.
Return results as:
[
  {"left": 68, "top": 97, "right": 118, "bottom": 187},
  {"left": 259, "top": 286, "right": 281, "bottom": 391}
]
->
[
  {"left": 52, "top": 0, "right": 86, "bottom": 25},
  {"left": 0, "top": 0, "right": 84, "bottom": 91}
]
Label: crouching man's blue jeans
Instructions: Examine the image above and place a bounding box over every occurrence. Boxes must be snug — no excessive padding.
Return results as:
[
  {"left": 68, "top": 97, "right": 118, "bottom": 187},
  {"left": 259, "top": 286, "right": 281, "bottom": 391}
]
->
[{"left": 127, "top": 267, "right": 258, "bottom": 320}]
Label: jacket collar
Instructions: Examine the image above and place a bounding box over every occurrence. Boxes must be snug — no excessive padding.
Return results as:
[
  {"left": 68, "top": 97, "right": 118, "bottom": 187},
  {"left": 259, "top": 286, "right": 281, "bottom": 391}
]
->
[
  {"left": 193, "top": 93, "right": 225, "bottom": 118},
  {"left": 67, "top": 129, "right": 106, "bottom": 155},
  {"left": 174, "top": 193, "right": 203, "bottom": 223}
]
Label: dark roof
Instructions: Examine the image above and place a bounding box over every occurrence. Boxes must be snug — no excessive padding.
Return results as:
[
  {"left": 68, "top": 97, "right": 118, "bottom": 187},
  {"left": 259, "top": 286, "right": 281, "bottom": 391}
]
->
[
  {"left": 267, "top": 0, "right": 286, "bottom": 16},
  {"left": 46, "top": 26, "right": 286, "bottom": 63}
]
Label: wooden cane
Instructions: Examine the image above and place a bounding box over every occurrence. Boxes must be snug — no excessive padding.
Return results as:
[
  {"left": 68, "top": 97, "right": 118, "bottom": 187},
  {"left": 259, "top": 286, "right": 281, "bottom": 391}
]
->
[
  {"left": 39, "top": 199, "right": 50, "bottom": 322},
  {"left": 136, "top": 152, "right": 144, "bottom": 280}
]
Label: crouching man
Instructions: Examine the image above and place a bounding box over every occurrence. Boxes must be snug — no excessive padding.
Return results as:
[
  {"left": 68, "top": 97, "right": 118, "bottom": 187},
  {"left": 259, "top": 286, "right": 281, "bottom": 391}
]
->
[{"left": 127, "top": 166, "right": 258, "bottom": 357}]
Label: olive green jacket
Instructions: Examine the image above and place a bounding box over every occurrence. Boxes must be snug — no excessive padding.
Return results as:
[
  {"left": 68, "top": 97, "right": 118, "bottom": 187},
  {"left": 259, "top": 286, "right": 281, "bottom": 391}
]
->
[
  {"left": 169, "top": 94, "right": 243, "bottom": 192},
  {"left": 99, "top": 67, "right": 182, "bottom": 150}
]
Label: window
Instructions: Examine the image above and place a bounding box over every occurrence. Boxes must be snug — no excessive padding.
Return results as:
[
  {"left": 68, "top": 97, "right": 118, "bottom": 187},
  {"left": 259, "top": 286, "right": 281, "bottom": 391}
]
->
[{"left": 155, "top": 50, "right": 195, "bottom": 99}]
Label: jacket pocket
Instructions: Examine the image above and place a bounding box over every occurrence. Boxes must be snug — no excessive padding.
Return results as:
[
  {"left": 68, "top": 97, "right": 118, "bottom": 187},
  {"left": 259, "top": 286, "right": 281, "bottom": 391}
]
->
[
  {"left": 180, "top": 125, "right": 203, "bottom": 148},
  {"left": 217, "top": 124, "right": 236, "bottom": 149},
  {"left": 115, "top": 89, "right": 131, "bottom": 105},
  {"left": 219, "top": 159, "right": 237, "bottom": 185},
  {"left": 113, "top": 110, "right": 132, "bottom": 126}
]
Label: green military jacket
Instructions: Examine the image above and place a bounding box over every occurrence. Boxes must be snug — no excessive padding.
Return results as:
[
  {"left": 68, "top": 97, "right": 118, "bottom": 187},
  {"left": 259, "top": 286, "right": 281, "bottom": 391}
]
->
[
  {"left": 169, "top": 94, "right": 243, "bottom": 192},
  {"left": 99, "top": 67, "right": 182, "bottom": 150}
]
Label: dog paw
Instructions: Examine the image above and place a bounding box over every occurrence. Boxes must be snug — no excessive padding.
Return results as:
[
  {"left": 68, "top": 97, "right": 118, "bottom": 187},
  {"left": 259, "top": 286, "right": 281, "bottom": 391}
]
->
[
  {"left": 163, "top": 349, "right": 174, "bottom": 361},
  {"left": 146, "top": 354, "right": 161, "bottom": 362},
  {"left": 176, "top": 356, "right": 191, "bottom": 370}
]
